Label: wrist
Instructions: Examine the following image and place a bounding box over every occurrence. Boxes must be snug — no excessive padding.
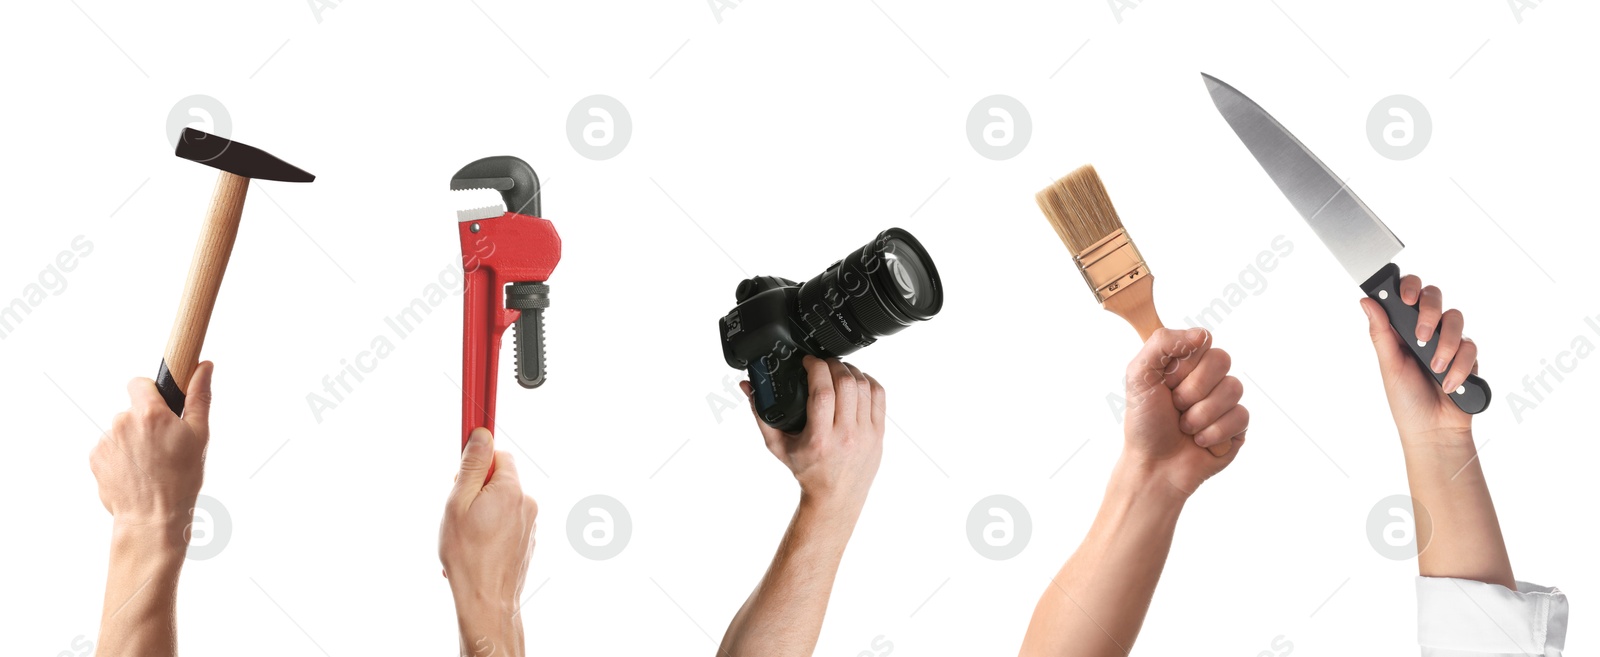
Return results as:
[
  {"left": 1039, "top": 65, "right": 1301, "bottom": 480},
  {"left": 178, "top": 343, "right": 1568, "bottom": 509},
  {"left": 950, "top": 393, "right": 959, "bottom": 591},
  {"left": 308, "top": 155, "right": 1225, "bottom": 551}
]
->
[
  {"left": 454, "top": 590, "right": 523, "bottom": 653},
  {"left": 792, "top": 491, "right": 864, "bottom": 558},
  {"left": 1399, "top": 431, "right": 1484, "bottom": 482},
  {"left": 1399, "top": 426, "right": 1475, "bottom": 449},
  {"left": 110, "top": 516, "right": 190, "bottom": 566},
  {"left": 451, "top": 585, "right": 519, "bottom": 619},
  {"left": 797, "top": 489, "right": 865, "bottom": 524},
  {"left": 1109, "top": 456, "right": 1191, "bottom": 513}
]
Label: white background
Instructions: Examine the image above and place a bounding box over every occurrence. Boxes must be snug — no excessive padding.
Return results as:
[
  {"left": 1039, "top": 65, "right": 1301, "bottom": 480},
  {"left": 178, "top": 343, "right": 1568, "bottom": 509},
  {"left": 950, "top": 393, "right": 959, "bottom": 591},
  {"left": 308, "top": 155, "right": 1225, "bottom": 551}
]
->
[{"left": 2, "top": 1, "right": 1595, "bottom": 655}]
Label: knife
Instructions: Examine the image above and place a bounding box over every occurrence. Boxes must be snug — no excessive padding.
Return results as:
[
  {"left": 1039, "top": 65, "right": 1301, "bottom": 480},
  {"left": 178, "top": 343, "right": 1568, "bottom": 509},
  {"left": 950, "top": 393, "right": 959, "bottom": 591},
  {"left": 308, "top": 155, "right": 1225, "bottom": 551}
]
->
[{"left": 1201, "top": 73, "right": 1490, "bottom": 414}]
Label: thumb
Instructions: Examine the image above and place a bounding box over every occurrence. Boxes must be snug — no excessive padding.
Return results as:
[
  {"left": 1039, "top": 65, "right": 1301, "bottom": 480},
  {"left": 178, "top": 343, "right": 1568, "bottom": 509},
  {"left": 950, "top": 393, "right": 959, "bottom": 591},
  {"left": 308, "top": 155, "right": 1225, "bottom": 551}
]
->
[
  {"left": 182, "top": 361, "right": 216, "bottom": 432},
  {"left": 454, "top": 428, "right": 495, "bottom": 500},
  {"left": 1126, "top": 328, "right": 1209, "bottom": 401}
]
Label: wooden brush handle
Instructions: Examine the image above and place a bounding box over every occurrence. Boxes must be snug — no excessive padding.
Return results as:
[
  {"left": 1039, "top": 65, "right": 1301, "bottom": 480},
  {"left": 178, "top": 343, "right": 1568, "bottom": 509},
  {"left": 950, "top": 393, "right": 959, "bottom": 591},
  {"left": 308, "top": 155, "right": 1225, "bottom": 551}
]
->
[
  {"left": 1102, "top": 275, "right": 1231, "bottom": 457},
  {"left": 1102, "top": 275, "right": 1165, "bottom": 342},
  {"left": 156, "top": 171, "right": 250, "bottom": 415}
]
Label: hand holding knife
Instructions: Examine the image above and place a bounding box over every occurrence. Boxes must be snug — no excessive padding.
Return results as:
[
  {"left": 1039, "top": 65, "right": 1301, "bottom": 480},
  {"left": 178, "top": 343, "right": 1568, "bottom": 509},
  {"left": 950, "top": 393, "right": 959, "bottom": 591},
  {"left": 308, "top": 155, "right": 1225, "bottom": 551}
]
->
[{"left": 1202, "top": 73, "right": 1491, "bottom": 414}]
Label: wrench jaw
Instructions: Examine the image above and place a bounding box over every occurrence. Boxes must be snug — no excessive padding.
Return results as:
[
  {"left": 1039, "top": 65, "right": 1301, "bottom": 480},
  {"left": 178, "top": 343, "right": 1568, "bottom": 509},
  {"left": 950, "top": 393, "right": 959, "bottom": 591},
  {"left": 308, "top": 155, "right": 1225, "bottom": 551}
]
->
[
  {"left": 451, "top": 155, "right": 542, "bottom": 217},
  {"left": 457, "top": 204, "right": 507, "bottom": 224},
  {"left": 452, "top": 156, "right": 561, "bottom": 459}
]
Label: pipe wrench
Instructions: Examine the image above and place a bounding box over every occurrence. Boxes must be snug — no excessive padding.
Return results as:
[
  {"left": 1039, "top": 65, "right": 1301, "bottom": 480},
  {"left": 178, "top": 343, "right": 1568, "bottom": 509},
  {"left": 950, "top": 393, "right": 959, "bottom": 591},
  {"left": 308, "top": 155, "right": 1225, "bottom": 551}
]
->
[{"left": 451, "top": 156, "right": 561, "bottom": 476}]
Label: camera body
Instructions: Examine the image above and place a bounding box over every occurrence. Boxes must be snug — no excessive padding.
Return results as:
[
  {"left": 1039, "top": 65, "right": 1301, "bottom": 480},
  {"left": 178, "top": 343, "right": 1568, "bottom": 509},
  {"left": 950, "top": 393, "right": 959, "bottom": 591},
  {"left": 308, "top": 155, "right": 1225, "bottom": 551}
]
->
[
  {"left": 718, "top": 275, "right": 850, "bottom": 432},
  {"left": 719, "top": 228, "right": 942, "bottom": 433}
]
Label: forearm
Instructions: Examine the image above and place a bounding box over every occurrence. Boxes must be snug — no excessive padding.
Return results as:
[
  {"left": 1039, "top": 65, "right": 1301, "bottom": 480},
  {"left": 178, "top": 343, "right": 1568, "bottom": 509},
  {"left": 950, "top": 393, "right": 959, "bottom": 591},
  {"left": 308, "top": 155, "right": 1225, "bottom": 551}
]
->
[
  {"left": 454, "top": 596, "right": 525, "bottom": 657},
  {"left": 98, "top": 520, "right": 186, "bottom": 656},
  {"left": 719, "top": 493, "right": 860, "bottom": 657},
  {"left": 1019, "top": 457, "right": 1186, "bottom": 657},
  {"left": 1400, "top": 431, "right": 1514, "bottom": 589}
]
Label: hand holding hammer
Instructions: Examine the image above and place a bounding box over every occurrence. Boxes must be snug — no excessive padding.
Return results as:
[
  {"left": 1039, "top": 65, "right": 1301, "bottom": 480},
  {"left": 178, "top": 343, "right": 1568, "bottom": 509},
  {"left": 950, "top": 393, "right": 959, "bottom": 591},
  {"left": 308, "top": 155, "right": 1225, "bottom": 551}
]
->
[{"left": 157, "top": 128, "right": 314, "bottom": 415}]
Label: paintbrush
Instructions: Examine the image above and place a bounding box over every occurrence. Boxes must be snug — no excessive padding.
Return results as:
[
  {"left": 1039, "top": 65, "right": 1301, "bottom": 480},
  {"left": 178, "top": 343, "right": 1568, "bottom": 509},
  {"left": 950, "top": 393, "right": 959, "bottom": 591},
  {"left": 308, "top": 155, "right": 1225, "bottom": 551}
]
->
[{"left": 1036, "top": 164, "right": 1229, "bottom": 456}]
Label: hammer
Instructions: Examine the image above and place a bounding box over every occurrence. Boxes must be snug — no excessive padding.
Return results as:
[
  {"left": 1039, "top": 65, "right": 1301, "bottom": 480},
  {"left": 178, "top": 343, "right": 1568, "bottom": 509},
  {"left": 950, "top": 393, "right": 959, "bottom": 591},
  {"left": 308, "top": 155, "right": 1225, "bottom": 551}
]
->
[{"left": 156, "top": 128, "right": 314, "bottom": 415}]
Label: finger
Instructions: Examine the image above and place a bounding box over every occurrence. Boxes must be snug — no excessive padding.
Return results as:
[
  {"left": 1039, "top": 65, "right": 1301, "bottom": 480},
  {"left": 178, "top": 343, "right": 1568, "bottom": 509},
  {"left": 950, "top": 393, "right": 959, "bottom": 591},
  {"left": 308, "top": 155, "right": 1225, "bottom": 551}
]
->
[
  {"left": 864, "top": 373, "right": 887, "bottom": 432},
  {"left": 826, "top": 359, "right": 858, "bottom": 427},
  {"left": 453, "top": 428, "right": 495, "bottom": 503},
  {"left": 1399, "top": 274, "right": 1423, "bottom": 306},
  {"left": 1180, "top": 375, "right": 1243, "bottom": 435},
  {"left": 1172, "top": 348, "right": 1231, "bottom": 412},
  {"left": 1194, "top": 404, "right": 1250, "bottom": 450},
  {"left": 842, "top": 362, "right": 871, "bottom": 426},
  {"left": 803, "top": 356, "right": 836, "bottom": 430},
  {"left": 1430, "top": 309, "right": 1464, "bottom": 374},
  {"left": 1360, "top": 298, "right": 1408, "bottom": 373},
  {"left": 1442, "top": 337, "right": 1479, "bottom": 394},
  {"left": 741, "top": 380, "right": 786, "bottom": 449},
  {"left": 1415, "top": 285, "right": 1443, "bottom": 344},
  {"left": 126, "top": 377, "right": 166, "bottom": 413},
  {"left": 1210, "top": 430, "right": 1247, "bottom": 466},
  {"left": 1126, "top": 328, "right": 1212, "bottom": 398},
  {"left": 182, "top": 361, "right": 215, "bottom": 431},
  {"left": 486, "top": 449, "right": 521, "bottom": 490}
]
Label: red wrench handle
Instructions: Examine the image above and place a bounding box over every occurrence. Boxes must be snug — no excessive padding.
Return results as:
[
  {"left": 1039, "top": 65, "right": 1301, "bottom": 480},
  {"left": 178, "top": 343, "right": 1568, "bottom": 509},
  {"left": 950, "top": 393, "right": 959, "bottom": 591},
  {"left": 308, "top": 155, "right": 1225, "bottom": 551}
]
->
[{"left": 459, "top": 211, "right": 561, "bottom": 480}]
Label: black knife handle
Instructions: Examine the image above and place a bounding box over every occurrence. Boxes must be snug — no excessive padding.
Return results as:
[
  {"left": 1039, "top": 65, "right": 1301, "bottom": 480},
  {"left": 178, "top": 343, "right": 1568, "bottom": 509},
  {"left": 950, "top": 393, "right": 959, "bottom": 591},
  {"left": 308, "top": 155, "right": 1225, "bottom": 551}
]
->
[{"left": 1359, "top": 263, "right": 1491, "bottom": 415}]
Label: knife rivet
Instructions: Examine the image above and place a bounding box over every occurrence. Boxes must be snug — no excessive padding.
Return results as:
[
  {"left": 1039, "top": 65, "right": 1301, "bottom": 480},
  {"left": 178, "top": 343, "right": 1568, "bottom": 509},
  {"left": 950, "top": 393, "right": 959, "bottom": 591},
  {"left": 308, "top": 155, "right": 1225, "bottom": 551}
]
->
[
  {"left": 1455, "top": 386, "right": 1465, "bottom": 395},
  {"left": 1418, "top": 340, "right": 1427, "bottom": 347},
  {"left": 470, "top": 223, "right": 480, "bottom": 233},
  {"left": 1378, "top": 290, "right": 1388, "bottom": 300}
]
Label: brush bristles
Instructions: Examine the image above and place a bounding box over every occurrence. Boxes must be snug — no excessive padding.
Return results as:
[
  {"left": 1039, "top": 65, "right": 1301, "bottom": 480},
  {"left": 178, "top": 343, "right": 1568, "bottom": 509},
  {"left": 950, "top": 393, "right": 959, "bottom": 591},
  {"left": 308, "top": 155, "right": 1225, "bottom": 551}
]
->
[{"left": 1036, "top": 164, "right": 1125, "bottom": 256}]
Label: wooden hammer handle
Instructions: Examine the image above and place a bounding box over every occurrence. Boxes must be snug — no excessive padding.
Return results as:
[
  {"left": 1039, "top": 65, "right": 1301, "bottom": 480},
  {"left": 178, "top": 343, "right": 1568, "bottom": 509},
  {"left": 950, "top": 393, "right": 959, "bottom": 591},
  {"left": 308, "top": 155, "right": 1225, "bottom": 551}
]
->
[
  {"left": 156, "top": 171, "right": 249, "bottom": 415},
  {"left": 1102, "top": 275, "right": 1232, "bottom": 457}
]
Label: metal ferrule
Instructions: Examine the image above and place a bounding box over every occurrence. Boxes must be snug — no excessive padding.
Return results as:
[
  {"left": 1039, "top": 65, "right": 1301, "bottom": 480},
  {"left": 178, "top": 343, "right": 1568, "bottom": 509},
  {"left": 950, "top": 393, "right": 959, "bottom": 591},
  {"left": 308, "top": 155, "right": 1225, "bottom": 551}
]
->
[{"left": 1073, "top": 228, "right": 1149, "bottom": 302}]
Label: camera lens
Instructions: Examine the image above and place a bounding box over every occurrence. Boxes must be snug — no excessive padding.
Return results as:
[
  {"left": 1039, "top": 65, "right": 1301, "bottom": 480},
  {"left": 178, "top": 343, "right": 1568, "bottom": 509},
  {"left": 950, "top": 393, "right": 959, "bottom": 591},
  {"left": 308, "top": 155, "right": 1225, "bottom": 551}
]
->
[
  {"left": 796, "top": 227, "right": 943, "bottom": 356},
  {"left": 880, "top": 236, "right": 937, "bottom": 315}
]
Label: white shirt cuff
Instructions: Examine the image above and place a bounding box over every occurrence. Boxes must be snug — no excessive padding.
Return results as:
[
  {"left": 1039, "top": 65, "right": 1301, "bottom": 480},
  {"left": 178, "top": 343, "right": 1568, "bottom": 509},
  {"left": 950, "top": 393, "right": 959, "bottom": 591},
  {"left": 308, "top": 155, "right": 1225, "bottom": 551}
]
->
[{"left": 1417, "top": 576, "right": 1568, "bottom": 656}]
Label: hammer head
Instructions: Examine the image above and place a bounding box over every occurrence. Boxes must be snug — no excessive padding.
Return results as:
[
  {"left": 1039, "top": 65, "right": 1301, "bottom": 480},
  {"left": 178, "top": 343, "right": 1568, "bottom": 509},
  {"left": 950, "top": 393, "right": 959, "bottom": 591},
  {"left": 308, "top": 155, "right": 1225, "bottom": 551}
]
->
[{"left": 175, "top": 128, "right": 315, "bottom": 182}]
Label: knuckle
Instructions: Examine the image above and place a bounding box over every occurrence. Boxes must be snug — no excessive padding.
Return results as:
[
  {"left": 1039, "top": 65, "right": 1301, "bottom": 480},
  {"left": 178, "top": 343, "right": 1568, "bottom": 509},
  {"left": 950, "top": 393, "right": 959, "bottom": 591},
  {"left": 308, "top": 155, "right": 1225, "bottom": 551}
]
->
[
  {"left": 835, "top": 377, "right": 857, "bottom": 396},
  {"left": 1222, "top": 375, "right": 1243, "bottom": 395},
  {"left": 1171, "top": 395, "right": 1192, "bottom": 414},
  {"left": 1210, "top": 348, "right": 1232, "bottom": 371}
]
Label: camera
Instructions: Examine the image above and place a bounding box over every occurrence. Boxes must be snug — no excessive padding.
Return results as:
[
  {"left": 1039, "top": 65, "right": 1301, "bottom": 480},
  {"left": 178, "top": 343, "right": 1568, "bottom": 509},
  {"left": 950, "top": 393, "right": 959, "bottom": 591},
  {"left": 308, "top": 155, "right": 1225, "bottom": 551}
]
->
[{"left": 718, "top": 228, "right": 943, "bottom": 432}]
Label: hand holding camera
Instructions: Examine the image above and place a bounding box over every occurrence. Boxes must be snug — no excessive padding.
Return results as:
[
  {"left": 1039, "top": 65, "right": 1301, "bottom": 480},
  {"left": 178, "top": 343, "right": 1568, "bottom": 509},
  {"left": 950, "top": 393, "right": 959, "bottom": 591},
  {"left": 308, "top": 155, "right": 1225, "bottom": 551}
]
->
[
  {"left": 740, "top": 356, "right": 886, "bottom": 514},
  {"left": 719, "top": 228, "right": 942, "bottom": 432}
]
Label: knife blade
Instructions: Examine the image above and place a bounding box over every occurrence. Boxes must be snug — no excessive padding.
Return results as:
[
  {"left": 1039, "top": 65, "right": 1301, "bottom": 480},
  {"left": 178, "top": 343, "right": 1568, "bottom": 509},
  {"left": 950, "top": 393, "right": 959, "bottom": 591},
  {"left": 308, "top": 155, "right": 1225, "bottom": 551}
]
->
[{"left": 1201, "top": 73, "right": 1490, "bottom": 415}]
